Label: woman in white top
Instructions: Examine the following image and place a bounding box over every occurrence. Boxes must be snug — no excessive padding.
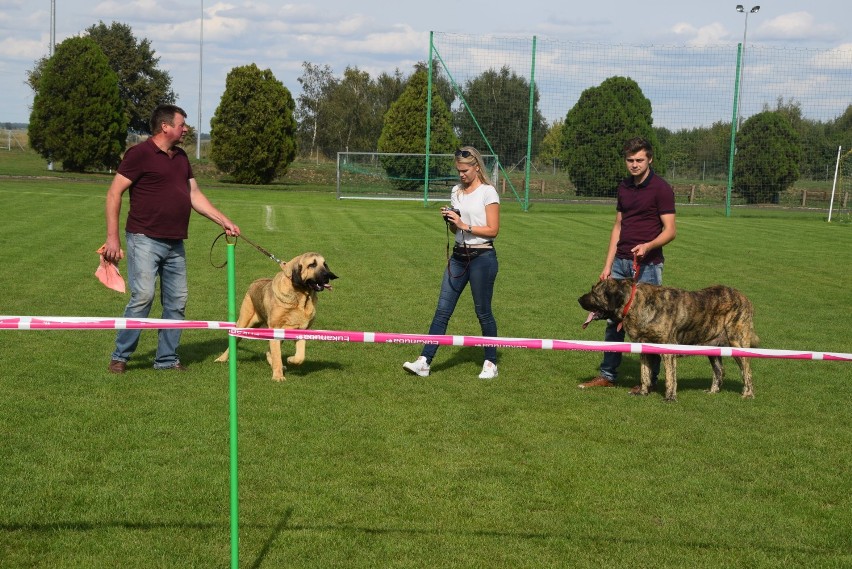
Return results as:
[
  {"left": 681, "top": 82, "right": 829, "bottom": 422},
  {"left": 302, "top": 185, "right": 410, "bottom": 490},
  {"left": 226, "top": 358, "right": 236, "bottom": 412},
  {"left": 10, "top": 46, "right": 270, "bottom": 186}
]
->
[{"left": 403, "top": 146, "right": 501, "bottom": 379}]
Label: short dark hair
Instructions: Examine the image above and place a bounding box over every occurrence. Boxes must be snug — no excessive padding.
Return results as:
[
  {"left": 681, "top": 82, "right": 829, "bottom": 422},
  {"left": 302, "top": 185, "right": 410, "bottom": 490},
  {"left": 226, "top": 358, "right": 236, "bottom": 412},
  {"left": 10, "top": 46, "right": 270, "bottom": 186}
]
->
[
  {"left": 622, "top": 137, "right": 653, "bottom": 160},
  {"left": 150, "top": 104, "right": 187, "bottom": 135}
]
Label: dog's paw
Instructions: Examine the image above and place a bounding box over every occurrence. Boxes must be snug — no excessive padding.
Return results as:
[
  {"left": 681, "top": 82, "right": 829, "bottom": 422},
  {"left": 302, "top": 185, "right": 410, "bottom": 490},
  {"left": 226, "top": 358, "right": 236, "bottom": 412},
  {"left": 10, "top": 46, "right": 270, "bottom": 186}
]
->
[
  {"left": 286, "top": 355, "right": 305, "bottom": 366},
  {"left": 214, "top": 353, "right": 228, "bottom": 363}
]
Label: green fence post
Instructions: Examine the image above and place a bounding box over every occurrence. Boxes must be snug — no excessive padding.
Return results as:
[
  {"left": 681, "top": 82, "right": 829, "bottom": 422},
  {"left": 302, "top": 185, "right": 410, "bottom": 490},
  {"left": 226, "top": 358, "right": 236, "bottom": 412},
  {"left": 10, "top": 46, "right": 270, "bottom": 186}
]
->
[
  {"left": 227, "top": 242, "right": 239, "bottom": 569},
  {"left": 523, "top": 35, "right": 537, "bottom": 213},
  {"left": 726, "top": 43, "right": 743, "bottom": 218},
  {"left": 424, "top": 31, "right": 434, "bottom": 207}
]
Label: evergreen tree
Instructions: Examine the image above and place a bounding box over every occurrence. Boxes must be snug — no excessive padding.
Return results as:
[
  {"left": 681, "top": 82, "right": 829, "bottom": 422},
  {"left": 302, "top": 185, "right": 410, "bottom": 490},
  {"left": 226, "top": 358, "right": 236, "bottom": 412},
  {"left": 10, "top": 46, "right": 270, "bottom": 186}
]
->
[
  {"left": 28, "top": 21, "right": 175, "bottom": 135},
  {"left": 210, "top": 64, "right": 297, "bottom": 184},
  {"left": 377, "top": 68, "right": 459, "bottom": 191},
  {"left": 28, "top": 37, "right": 127, "bottom": 172},
  {"left": 734, "top": 111, "right": 801, "bottom": 204},
  {"left": 561, "top": 76, "right": 658, "bottom": 197}
]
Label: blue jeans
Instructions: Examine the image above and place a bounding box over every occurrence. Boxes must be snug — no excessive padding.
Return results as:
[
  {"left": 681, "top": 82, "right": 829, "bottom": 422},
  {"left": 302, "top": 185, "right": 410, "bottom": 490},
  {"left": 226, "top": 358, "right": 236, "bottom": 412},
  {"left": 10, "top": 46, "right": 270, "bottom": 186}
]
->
[
  {"left": 599, "top": 257, "right": 664, "bottom": 383},
  {"left": 421, "top": 249, "right": 499, "bottom": 364},
  {"left": 111, "top": 233, "right": 188, "bottom": 368}
]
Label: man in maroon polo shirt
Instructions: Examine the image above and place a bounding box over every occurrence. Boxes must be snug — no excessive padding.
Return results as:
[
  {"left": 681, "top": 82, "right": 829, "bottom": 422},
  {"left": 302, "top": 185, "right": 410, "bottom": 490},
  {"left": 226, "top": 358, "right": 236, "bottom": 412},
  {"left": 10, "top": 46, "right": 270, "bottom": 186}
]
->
[
  {"left": 103, "top": 104, "right": 240, "bottom": 373},
  {"left": 578, "top": 137, "right": 677, "bottom": 393}
]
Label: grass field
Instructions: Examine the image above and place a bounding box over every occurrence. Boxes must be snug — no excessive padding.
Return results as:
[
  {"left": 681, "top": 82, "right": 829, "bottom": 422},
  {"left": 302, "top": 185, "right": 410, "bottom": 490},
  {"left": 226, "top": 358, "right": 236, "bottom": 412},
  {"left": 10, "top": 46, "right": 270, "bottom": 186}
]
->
[{"left": 1, "top": 148, "right": 851, "bottom": 568}]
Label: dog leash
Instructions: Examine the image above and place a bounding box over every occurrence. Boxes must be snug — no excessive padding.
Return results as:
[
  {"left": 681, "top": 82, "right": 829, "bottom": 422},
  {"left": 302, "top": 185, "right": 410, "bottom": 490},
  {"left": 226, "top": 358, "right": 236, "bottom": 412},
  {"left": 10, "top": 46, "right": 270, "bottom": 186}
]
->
[
  {"left": 210, "top": 232, "right": 285, "bottom": 269},
  {"left": 617, "top": 253, "right": 641, "bottom": 332}
]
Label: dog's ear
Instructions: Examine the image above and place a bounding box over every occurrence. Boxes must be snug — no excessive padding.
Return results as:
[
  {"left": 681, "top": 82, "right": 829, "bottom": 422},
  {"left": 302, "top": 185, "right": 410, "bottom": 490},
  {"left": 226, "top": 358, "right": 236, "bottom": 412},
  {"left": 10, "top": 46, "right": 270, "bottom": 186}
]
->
[
  {"left": 604, "top": 279, "right": 628, "bottom": 311},
  {"left": 290, "top": 264, "right": 304, "bottom": 287}
]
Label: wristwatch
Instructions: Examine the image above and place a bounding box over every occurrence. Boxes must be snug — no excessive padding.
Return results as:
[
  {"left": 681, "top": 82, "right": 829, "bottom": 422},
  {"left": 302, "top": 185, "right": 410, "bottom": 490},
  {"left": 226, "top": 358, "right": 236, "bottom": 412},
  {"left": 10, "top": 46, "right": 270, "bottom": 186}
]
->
[{"left": 464, "top": 225, "right": 473, "bottom": 234}]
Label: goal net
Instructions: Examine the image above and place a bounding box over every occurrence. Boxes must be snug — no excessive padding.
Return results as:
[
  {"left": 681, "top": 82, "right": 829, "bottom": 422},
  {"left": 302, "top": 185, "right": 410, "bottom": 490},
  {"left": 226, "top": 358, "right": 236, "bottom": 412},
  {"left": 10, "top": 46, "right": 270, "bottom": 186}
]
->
[
  {"left": 832, "top": 148, "right": 852, "bottom": 222},
  {"left": 336, "top": 152, "right": 500, "bottom": 203}
]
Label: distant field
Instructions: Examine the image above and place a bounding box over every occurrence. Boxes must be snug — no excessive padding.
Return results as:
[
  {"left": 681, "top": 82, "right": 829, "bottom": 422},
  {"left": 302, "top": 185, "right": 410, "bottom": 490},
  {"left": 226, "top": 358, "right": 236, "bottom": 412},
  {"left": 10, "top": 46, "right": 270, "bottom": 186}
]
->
[
  {"left": 1, "top": 144, "right": 850, "bottom": 568},
  {"left": 2, "top": 134, "right": 849, "bottom": 211}
]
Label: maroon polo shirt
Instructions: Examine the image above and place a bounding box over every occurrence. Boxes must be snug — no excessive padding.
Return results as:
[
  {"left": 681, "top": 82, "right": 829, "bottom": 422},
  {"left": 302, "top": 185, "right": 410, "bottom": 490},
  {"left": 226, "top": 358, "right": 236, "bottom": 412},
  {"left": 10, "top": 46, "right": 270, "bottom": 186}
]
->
[
  {"left": 615, "top": 169, "right": 675, "bottom": 265},
  {"left": 118, "top": 138, "right": 194, "bottom": 240}
]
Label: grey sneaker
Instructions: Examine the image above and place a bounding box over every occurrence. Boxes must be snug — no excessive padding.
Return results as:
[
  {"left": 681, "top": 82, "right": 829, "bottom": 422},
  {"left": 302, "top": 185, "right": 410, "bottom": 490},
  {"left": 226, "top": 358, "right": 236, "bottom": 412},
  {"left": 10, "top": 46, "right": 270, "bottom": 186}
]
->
[
  {"left": 403, "top": 356, "right": 430, "bottom": 377},
  {"left": 478, "top": 360, "right": 498, "bottom": 379}
]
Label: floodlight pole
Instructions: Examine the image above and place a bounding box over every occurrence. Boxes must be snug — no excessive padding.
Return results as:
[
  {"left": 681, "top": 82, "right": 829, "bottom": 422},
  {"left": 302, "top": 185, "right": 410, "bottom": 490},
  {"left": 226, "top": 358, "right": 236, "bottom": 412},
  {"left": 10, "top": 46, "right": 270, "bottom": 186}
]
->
[
  {"left": 735, "top": 5, "right": 760, "bottom": 132},
  {"left": 49, "top": 0, "right": 55, "bottom": 57},
  {"left": 48, "top": 0, "right": 56, "bottom": 171},
  {"left": 197, "top": 0, "right": 203, "bottom": 160}
]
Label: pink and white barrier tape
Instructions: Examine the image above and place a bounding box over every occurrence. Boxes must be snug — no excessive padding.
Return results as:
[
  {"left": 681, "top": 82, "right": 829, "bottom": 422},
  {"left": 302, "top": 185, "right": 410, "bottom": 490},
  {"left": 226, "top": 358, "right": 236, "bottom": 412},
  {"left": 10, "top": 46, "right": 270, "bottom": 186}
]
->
[
  {"left": 1, "top": 316, "right": 849, "bottom": 361},
  {"left": 0, "top": 315, "right": 233, "bottom": 330},
  {"left": 230, "top": 328, "right": 852, "bottom": 362}
]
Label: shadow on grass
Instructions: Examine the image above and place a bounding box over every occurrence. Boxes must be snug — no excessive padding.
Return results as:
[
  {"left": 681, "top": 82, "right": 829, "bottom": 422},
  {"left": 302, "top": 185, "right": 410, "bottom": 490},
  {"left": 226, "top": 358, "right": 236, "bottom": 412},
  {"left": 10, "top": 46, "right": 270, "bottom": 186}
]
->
[
  {"left": 248, "top": 508, "right": 294, "bottom": 569},
  {"left": 1, "top": 509, "right": 838, "bottom": 562},
  {"left": 123, "top": 338, "right": 345, "bottom": 375},
  {"left": 612, "top": 356, "right": 753, "bottom": 396},
  {"left": 428, "top": 346, "right": 495, "bottom": 375}
]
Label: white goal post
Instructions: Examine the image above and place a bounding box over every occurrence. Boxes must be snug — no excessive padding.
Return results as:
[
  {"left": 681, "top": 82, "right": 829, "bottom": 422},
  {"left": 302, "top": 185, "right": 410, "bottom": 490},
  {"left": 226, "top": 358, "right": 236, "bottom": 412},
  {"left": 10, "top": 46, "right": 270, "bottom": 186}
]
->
[{"left": 336, "top": 151, "right": 500, "bottom": 203}]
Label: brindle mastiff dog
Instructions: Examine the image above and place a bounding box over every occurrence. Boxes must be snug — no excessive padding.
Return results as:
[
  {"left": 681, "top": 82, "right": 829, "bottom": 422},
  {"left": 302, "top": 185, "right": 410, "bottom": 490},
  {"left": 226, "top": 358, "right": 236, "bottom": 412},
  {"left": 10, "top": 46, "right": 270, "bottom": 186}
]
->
[
  {"left": 578, "top": 278, "right": 758, "bottom": 401},
  {"left": 216, "top": 252, "right": 337, "bottom": 381}
]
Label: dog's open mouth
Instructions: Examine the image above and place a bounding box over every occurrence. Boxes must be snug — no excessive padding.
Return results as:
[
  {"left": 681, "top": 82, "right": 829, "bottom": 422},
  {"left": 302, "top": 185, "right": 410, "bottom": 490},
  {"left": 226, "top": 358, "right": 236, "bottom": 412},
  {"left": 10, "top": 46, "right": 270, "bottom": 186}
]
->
[{"left": 582, "top": 311, "right": 605, "bottom": 329}]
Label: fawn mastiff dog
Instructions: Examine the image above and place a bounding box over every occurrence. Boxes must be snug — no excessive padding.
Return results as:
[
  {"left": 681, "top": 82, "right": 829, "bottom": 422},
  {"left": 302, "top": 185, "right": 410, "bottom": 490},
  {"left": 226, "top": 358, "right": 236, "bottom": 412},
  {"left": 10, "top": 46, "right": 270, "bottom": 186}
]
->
[
  {"left": 216, "top": 252, "right": 337, "bottom": 381},
  {"left": 578, "top": 278, "right": 758, "bottom": 401}
]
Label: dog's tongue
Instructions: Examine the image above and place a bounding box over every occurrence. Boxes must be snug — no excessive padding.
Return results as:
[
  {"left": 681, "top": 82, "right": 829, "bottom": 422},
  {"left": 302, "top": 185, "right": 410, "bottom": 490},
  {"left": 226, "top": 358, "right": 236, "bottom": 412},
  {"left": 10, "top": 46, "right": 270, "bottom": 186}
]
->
[
  {"left": 323, "top": 284, "right": 333, "bottom": 291},
  {"left": 582, "top": 311, "right": 598, "bottom": 329}
]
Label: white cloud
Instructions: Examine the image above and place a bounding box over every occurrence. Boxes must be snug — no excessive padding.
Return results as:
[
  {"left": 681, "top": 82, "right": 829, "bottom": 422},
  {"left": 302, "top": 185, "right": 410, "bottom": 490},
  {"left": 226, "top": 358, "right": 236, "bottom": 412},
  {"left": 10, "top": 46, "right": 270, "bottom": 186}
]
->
[
  {"left": 0, "top": 34, "right": 48, "bottom": 60},
  {"left": 1, "top": 0, "right": 849, "bottom": 129},
  {"left": 671, "top": 22, "right": 729, "bottom": 46},
  {"left": 810, "top": 43, "right": 852, "bottom": 71},
  {"left": 756, "top": 12, "right": 837, "bottom": 42}
]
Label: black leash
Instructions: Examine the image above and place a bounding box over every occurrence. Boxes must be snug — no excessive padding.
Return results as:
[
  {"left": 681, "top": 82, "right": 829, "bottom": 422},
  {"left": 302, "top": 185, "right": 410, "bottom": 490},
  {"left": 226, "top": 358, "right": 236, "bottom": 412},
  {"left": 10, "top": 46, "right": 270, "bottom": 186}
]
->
[{"left": 210, "top": 232, "right": 285, "bottom": 269}]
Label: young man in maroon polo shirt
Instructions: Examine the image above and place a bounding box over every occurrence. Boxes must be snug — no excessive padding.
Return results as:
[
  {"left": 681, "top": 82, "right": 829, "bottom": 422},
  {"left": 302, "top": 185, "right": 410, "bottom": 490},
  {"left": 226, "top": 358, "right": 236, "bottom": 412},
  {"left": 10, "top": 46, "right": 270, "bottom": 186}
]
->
[{"left": 578, "top": 137, "right": 677, "bottom": 393}]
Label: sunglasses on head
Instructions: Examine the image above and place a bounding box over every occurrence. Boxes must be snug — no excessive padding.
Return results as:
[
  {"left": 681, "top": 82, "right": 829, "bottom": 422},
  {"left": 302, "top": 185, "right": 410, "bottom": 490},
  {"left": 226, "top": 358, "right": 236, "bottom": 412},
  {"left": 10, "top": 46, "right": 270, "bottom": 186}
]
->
[{"left": 455, "top": 149, "right": 473, "bottom": 158}]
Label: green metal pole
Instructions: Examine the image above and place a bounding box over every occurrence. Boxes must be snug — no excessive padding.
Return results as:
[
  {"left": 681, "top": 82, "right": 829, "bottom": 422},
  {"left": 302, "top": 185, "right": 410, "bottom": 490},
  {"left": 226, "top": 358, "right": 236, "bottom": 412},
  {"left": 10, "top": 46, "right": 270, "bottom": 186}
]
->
[
  {"left": 523, "top": 36, "right": 537, "bottom": 213},
  {"left": 227, "top": 242, "right": 239, "bottom": 569},
  {"left": 424, "top": 31, "right": 434, "bottom": 207},
  {"left": 726, "top": 43, "right": 743, "bottom": 218}
]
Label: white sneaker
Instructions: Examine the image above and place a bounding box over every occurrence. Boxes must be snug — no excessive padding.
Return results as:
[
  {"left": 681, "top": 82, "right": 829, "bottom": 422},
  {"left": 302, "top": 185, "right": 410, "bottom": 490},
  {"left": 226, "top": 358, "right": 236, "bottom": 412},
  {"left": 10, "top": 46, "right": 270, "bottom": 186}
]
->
[
  {"left": 403, "top": 356, "right": 430, "bottom": 377},
  {"left": 478, "top": 360, "right": 498, "bottom": 379}
]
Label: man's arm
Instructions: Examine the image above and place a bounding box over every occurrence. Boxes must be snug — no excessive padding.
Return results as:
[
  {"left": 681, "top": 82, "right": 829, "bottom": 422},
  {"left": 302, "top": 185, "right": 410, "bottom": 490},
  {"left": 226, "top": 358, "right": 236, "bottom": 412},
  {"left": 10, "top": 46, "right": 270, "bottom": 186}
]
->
[
  {"left": 632, "top": 212, "right": 676, "bottom": 259},
  {"left": 188, "top": 178, "right": 241, "bottom": 236},
  {"left": 103, "top": 173, "right": 132, "bottom": 263},
  {"left": 600, "top": 211, "right": 622, "bottom": 280}
]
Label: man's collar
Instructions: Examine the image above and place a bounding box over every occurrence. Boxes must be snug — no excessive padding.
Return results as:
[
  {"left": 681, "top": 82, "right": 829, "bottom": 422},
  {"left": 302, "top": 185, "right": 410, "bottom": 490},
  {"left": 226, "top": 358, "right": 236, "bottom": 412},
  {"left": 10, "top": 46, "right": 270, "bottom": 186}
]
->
[{"left": 627, "top": 169, "right": 655, "bottom": 188}]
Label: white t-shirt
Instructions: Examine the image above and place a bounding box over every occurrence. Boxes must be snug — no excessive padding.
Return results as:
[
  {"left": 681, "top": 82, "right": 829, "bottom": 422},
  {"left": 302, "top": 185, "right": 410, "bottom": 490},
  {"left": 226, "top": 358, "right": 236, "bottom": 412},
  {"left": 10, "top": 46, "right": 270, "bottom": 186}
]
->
[{"left": 450, "top": 183, "right": 500, "bottom": 246}]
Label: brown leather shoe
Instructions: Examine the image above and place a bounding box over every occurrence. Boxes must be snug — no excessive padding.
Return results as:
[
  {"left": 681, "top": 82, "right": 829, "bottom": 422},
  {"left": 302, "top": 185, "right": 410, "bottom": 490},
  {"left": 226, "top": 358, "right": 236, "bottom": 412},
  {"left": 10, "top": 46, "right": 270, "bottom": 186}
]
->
[
  {"left": 159, "top": 363, "right": 188, "bottom": 371},
  {"left": 578, "top": 376, "right": 616, "bottom": 389},
  {"left": 108, "top": 360, "right": 127, "bottom": 374},
  {"left": 629, "top": 382, "right": 657, "bottom": 395}
]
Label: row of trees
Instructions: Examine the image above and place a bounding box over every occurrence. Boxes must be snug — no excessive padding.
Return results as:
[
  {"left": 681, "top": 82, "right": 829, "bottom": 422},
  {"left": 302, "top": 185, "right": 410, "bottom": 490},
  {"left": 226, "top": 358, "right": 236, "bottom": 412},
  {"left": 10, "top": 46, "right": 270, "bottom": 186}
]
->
[{"left": 25, "top": 21, "right": 852, "bottom": 200}]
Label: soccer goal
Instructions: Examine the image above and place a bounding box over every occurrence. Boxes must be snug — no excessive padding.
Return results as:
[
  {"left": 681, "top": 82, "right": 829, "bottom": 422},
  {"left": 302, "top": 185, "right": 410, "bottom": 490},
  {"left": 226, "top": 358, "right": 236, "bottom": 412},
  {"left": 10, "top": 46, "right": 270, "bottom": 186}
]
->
[
  {"left": 829, "top": 146, "right": 851, "bottom": 223},
  {"left": 336, "top": 151, "right": 500, "bottom": 203}
]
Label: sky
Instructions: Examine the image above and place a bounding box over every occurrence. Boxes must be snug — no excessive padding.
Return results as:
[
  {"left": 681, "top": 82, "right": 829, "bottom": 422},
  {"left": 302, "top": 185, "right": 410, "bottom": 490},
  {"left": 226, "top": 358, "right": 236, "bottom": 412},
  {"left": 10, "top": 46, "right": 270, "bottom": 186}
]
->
[{"left": 0, "top": 0, "right": 850, "bottom": 133}]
